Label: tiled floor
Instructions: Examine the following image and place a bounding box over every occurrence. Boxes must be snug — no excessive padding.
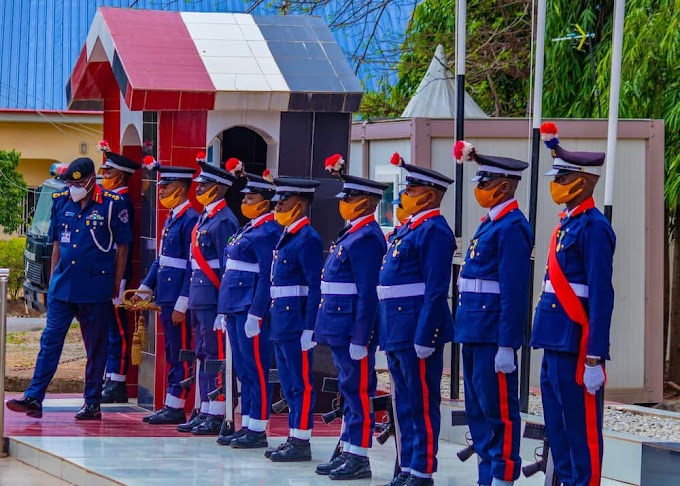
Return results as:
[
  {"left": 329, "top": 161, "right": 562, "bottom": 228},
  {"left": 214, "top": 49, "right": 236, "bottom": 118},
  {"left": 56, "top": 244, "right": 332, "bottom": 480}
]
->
[{"left": 0, "top": 456, "right": 69, "bottom": 485}]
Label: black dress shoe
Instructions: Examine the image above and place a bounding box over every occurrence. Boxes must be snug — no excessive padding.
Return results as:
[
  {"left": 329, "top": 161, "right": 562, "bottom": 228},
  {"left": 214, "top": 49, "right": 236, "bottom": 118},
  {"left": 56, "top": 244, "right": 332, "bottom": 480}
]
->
[
  {"left": 264, "top": 437, "right": 291, "bottom": 458},
  {"left": 231, "top": 430, "right": 268, "bottom": 449},
  {"left": 177, "top": 413, "right": 207, "bottom": 433},
  {"left": 143, "top": 409, "right": 162, "bottom": 423},
  {"left": 101, "top": 381, "right": 128, "bottom": 404},
  {"left": 102, "top": 378, "right": 110, "bottom": 390},
  {"left": 6, "top": 396, "right": 43, "bottom": 418},
  {"left": 191, "top": 415, "right": 224, "bottom": 435},
  {"left": 269, "top": 437, "right": 312, "bottom": 462},
  {"left": 147, "top": 406, "right": 186, "bottom": 425},
  {"left": 316, "top": 452, "right": 349, "bottom": 475},
  {"left": 404, "top": 476, "right": 433, "bottom": 486},
  {"left": 216, "top": 426, "right": 248, "bottom": 446},
  {"left": 329, "top": 453, "right": 371, "bottom": 480},
  {"left": 75, "top": 404, "right": 102, "bottom": 420},
  {"left": 384, "top": 472, "right": 410, "bottom": 486}
]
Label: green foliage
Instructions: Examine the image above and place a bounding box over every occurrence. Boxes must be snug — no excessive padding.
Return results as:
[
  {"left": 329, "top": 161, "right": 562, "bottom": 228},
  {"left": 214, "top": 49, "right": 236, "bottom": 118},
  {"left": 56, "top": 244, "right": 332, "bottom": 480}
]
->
[
  {"left": 0, "top": 237, "right": 27, "bottom": 299},
  {"left": 0, "top": 150, "right": 28, "bottom": 234}
]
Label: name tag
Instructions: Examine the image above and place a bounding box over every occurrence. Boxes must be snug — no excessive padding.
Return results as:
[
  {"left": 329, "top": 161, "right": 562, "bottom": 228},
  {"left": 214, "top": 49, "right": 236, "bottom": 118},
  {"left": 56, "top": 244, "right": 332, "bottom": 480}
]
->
[{"left": 60, "top": 231, "right": 71, "bottom": 243}]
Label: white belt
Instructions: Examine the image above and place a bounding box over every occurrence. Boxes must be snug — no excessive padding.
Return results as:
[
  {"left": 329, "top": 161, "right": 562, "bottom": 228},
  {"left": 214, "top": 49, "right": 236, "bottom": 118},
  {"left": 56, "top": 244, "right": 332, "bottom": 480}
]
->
[
  {"left": 321, "top": 281, "right": 358, "bottom": 295},
  {"left": 377, "top": 283, "right": 426, "bottom": 300},
  {"left": 270, "top": 285, "right": 309, "bottom": 298},
  {"left": 226, "top": 259, "right": 260, "bottom": 273},
  {"left": 543, "top": 280, "right": 589, "bottom": 298},
  {"left": 159, "top": 255, "right": 187, "bottom": 269},
  {"left": 458, "top": 277, "right": 500, "bottom": 294},
  {"left": 191, "top": 259, "right": 220, "bottom": 271}
]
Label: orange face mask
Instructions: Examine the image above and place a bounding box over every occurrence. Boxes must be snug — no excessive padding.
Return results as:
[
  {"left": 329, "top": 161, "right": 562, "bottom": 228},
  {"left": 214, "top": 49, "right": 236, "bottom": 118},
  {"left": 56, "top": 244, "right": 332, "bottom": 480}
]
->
[
  {"left": 395, "top": 206, "right": 409, "bottom": 225},
  {"left": 241, "top": 200, "right": 270, "bottom": 220},
  {"left": 275, "top": 201, "right": 302, "bottom": 227},
  {"left": 196, "top": 186, "right": 218, "bottom": 207},
  {"left": 339, "top": 197, "right": 368, "bottom": 221},
  {"left": 401, "top": 190, "right": 433, "bottom": 216},
  {"left": 159, "top": 187, "right": 183, "bottom": 209},
  {"left": 473, "top": 184, "right": 506, "bottom": 209},
  {"left": 550, "top": 178, "right": 584, "bottom": 205},
  {"left": 101, "top": 176, "right": 121, "bottom": 191}
]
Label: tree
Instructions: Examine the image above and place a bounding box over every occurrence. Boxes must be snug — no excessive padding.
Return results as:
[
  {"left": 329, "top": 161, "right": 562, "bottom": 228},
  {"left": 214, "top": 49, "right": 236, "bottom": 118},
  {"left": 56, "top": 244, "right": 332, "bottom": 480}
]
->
[{"left": 0, "top": 150, "right": 28, "bottom": 234}]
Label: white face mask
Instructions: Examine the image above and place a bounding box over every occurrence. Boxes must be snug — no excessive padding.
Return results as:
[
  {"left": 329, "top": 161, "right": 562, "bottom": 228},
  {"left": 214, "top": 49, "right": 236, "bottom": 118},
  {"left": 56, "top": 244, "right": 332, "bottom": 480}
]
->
[{"left": 69, "top": 178, "right": 93, "bottom": 202}]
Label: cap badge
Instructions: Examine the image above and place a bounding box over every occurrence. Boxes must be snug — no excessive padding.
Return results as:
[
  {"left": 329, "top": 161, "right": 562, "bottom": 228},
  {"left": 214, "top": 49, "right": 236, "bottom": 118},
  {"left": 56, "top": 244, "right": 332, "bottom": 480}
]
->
[{"left": 72, "top": 171, "right": 81, "bottom": 180}]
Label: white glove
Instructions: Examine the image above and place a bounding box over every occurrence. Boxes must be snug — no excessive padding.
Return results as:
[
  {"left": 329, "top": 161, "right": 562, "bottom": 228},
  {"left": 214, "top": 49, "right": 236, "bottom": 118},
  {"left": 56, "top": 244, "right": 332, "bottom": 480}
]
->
[
  {"left": 584, "top": 364, "right": 605, "bottom": 395},
  {"left": 220, "top": 314, "right": 227, "bottom": 332},
  {"left": 214, "top": 314, "right": 225, "bottom": 331},
  {"left": 112, "top": 279, "right": 126, "bottom": 305},
  {"left": 245, "top": 314, "right": 261, "bottom": 338},
  {"left": 135, "top": 283, "right": 153, "bottom": 302},
  {"left": 414, "top": 344, "right": 435, "bottom": 359},
  {"left": 349, "top": 343, "right": 368, "bottom": 361},
  {"left": 300, "top": 329, "right": 317, "bottom": 351},
  {"left": 494, "top": 347, "right": 517, "bottom": 374}
]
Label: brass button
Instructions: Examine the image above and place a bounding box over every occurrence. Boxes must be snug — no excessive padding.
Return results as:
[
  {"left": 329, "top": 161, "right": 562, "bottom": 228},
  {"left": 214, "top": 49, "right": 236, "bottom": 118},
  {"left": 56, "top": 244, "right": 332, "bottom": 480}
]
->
[
  {"left": 482, "top": 305, "right": 486, "bottom": 310},
  {"left": 552, "top": 304, "right": 557, "bottom": 309},
  {"left": 337, "top": 307, "right": 341, "bottom": 311},
  {"left": 78, "top": 215, "right": 81, "bottom": 218},
  {"left": 285, "top": 306, "right": 290, "bottom": 311},
  {"left": 199, "top": 279, "right": 204, "bottom": 284},
  {"left": 75, "top": 229, "right": 79, "bottom": 233},
  {"left": 72, "top": 244, "right": 77, "bottom": 248},
  {"left": 239, "top": 282, "right": 242, "bottom": 286},
  {"left": 167, "top": 278, "right": 172, "bottom": 282},
  {"left": 101, "top": 270, "right": 105, "bottom": 274},
  {"left": 397, "top": 307, "right": 402, "bottom": 312},
  {"left": 71, "top": 260, "right": 76, "bottom": 264},
  {"left": 283, "top": 259, "right": 287, "bottom": 263},
  {"left": 320, "top": 298, "right": 324, "bottom": 303},
  {"left": 319, "top": 304, "right": 322, "bottom": 309}
]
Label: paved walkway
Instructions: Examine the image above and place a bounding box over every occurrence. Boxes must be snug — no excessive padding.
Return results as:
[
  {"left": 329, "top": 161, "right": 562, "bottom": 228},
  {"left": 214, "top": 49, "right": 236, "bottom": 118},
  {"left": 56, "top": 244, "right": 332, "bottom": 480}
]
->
[
  {"left": 0, "top": 456, "right": 69, "bottom": 485},
  {"left": 7, "top": 317, "right": 47, "bottom": 333}
]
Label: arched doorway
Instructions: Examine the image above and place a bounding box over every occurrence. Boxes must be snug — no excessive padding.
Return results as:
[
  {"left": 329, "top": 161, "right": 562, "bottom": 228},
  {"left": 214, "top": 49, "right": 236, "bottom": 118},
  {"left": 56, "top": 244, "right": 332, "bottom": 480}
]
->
[{"left": 211, "top": 126, "right": 268, "bottom": 225}]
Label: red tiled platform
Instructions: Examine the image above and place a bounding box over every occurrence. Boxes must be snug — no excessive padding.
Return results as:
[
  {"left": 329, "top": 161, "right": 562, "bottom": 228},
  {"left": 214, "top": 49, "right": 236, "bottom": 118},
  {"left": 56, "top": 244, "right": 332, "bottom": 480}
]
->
[{"left": 3, "top": 393, "right": 342, "bottom": 438}]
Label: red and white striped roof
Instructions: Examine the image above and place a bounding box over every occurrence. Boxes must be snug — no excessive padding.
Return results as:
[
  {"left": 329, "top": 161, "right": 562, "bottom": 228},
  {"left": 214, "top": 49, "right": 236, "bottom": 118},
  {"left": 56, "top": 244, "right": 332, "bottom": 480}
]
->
[{"left": 67, "top": 7, "right": 362, "bottom": 113}]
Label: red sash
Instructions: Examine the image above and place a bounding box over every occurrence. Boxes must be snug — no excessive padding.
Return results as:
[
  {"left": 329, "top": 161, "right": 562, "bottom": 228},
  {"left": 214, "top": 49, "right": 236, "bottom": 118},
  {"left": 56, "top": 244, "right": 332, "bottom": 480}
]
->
[
  {"left": 349, "top": 215, "right": 376, "bottom": 234},
  {"left": 191, "top": 200, "right": 226, "bottom": 289},
  {"left": 546, "top": 197, "right": 595, "bottom": 384}
]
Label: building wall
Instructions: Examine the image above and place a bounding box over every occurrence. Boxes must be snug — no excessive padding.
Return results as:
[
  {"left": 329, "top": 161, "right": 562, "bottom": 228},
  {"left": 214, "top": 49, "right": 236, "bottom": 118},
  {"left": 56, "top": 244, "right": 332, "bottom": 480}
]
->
[{"left": 0, "top": 116, "right": 103, "bottom": 186}]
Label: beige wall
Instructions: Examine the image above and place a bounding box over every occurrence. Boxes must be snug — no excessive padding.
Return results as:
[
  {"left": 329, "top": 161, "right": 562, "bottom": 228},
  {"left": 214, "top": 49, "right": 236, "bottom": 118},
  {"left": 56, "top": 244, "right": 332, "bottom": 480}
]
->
[{"left": 0, "top": 116, "right": 103, "bottom": 187}]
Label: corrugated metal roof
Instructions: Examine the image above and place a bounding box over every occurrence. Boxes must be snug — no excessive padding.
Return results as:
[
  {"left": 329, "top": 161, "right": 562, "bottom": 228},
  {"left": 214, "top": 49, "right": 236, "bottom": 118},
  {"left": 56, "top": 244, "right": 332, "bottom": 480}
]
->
[{"left": 0, "top": 0, "right": 413, "bottom": 111}]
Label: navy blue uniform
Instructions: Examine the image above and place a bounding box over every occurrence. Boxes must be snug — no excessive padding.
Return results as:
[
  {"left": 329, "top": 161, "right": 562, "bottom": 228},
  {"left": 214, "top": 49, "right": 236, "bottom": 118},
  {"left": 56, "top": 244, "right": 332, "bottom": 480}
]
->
[
  {"left": 106, "top": 186, "right": 135, "bottom": 380},
  {"left": 378, "top": 209, "right": 455, "bottom": 477},
  {"left": 531, "top": 199, "right": 615, "bottom": 486},
  {"left": 189, "top": 199, "right": 239, "bottom": 414},
  {"left": 140, "top": 200, "right": 198, "bottom": 407},
  {"left": 455, "top": 200, "right": 532, "bottom": 485},
  {"left": 217, "top": 212, "right": 281, "bottom": 428},
  {"left": 25, "top": 186, "right": 132, "bottom": 405},
  {"left": 270, "top": 217, "right": 323, "bottom": 436},
  {"left": 315, "top": 216, "right": 385, "bottom": 453}
]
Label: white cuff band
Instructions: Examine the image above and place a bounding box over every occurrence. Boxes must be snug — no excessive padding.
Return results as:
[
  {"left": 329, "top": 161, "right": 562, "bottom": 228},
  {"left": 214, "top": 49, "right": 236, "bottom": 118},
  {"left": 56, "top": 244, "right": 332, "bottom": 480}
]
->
[
  {"left": 165, "top": 393, "right": 185, "bottom": 409},
  {"left": 174, "top": 296, "right": 189, "bottom": 313}
]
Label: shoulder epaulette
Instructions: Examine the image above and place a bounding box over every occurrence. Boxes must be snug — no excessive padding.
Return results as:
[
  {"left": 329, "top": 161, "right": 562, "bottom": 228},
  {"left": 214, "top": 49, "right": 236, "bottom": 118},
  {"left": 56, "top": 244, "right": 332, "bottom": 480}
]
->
[
  {"left": 52, "top": 190, "right": 69, "bottom": 199},
  {"left": 102, "top": 190, "right": 121, "bottom": 201}
]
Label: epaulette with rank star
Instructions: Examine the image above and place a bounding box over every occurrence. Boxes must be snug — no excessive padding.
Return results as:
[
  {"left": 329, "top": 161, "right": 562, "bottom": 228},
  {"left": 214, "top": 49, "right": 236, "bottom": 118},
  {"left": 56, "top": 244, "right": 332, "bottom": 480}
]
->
[
  {"left": 52, "top": 190, "right": 69, "bottom": 199},
  {"left": 102, "top": 190, "right": 121, "bottom": 201}
]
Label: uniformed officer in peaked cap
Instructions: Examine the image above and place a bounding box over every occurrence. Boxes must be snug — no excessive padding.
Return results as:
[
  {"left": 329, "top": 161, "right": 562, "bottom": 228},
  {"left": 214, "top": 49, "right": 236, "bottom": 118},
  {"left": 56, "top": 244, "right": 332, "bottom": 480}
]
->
[
  {"left": 133, "top": 166, "right": 199, "bottom": 424},
  {"left": 97, "top": 148, "right": 142, "bottom": 404},
  {"left": 453, "top": 141, "right": 533, "bottom": 486},
  {"left": 387, "top": 189, "right": 409, "bottom": 244},
  {"left": 379, "top": 153, "right": 456, "bottom": 486},
  {"left": 264, "top": 176, "right": 323, "bottom": 462},
  {"left": 313, "top": 154, "right": 388, "bottom": 480},
  {"left": 531, "top": 123, "right": 615, "bottom": 486},
  {"left": 7, "top": 157, "right": 132, "bottom": 420},
  {"left": 177, "top": 157, "right": 240, "bottom": 435},
  {"left": 216, "top": 168, "right": 282, "bottom": 448}
]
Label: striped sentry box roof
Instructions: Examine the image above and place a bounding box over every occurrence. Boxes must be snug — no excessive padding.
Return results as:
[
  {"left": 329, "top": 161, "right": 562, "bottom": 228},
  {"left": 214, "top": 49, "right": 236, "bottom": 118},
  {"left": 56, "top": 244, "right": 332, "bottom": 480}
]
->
[{"left": 67, "top": 7, "right": 363, "bottom": 113}]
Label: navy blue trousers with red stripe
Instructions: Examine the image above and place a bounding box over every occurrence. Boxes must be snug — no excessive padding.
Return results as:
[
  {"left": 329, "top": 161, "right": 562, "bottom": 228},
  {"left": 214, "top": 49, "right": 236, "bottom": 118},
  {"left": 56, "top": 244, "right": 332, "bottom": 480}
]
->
[
  {"left": 106, "top": 304, "right": 129, "bottom": 377},
  {"left": 462, "top": 344, "right": 521, "bottom": 484},
  {"left": 541, "top": 350, "right": 604, "bottom": 486},
  {"left": 159, "top": 306, "right": 192, "bottom": 401},
  {"left": 226, "top": 312, "right": 273, "bottom": 421},
  {"left": 387, "top": 347, "right": 443, "bottom": 476},
  {"left": 331, "top": 345, "right": 376, "bottom": 449},
  {"left": 191, "top": 308, "right": 225, "bottom": 403},
  {"left": 273, "top": 335, "right": 315, "bottom": 432}
]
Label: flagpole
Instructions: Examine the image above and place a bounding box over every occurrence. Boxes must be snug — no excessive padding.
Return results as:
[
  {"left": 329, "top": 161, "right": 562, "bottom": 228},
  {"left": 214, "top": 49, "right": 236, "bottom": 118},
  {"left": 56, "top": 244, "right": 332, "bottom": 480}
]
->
[
  {"left": 520, "top": 0, "right": 547, "bottom": 414},
  {"left": 450, "top": 0, "right": 466, "bottom": 400},
  {"left": 604, "top": 0, "right": 625, "bottom": 222}
]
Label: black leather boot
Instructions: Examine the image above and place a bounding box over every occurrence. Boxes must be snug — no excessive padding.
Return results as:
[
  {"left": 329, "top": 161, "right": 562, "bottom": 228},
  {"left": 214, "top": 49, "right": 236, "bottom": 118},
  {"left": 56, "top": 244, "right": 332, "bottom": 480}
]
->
[
  {"left": 268, "top": 437, "right": 312, "bottom": 462},
  {"left": 316, "top": 452, "right": 349, "bottom": 475},
  {"left": 6, "top": 396, "right": 43, "bottom": 418},
  {"left": 191, "top": 414, "right": 224, "bottom": 435},
  {"left": 75, "top": 403, "right": 102, "bottom": 420},
  {"left": 216, "top": 427, "right": 248, "bottom": 446},
  {"left": 404, "top": 476, "right": 434, "bottom": 486},
  {"left": 147, "top": 406, "right": 186, "bottom": 425},
  {"left": 230, "top": 430, "right": 268, "bottom": 449},
  {"left": 329, "top": 454, "right": 372, "bottom": 480},
  {"left": 100, "top": 381, "right": 128, "bottom": 404},
  {"left": 264, "top": 437, "right": 291, "bottom": 458},
  {"left": 177, "top": 413, "right": 207, "bottom": 433},
  {"left": 384, "top": 472, "right": 410, "bottom": 486}
]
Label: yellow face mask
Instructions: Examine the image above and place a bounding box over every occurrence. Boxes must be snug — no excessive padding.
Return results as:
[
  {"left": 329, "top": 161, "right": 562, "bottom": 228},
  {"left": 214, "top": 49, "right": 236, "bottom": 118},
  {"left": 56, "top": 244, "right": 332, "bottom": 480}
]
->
[
  {"left": 101, "top": 176, "right": 121, "bottom": 191},
  {"left": 275, "top": 201, "right": 302, "bottom": 227},
  {"left": 474, "top": 183, "right": 506, "bottom": 209},
  {"left": 401, "top": 190, "right": 433, "bottom": 216},
  {"left": 241, "top": 200, "right": 270, "bottom": 220},
  {"left": 395, "top": 206, "right": 409, "bottom": 225},
  {"left": 338, "top": 197, "right": 368, "bottom": 221},
  {"left": 550, "top": 178, "right": 584, "bottom": 205},
  {"left": 196, "top": 186, "right": 218, "bottom": 207},
  {"left": 159, "top": 187, "right": 183, "bottom": 209}
]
